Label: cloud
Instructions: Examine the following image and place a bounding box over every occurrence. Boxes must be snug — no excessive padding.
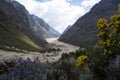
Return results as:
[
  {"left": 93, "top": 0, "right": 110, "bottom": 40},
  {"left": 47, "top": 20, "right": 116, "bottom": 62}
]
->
[
  {"left": 15, "top": 0, "right": 100, "bottom": 33},
  {"left": 81, "top": 0, "right": 100, "bottom": 11},
  {"left": 66, "top": 0, "right": 72, "bottom": 1}
]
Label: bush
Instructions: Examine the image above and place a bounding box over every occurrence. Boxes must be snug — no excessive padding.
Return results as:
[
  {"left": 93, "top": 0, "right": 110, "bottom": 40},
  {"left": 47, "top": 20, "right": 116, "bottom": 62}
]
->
[
  {"left": 47, "top": 55, "right": 80, "bottom": 80},
  {"left": 106, "top": 55, "right": 120, "bottom": 80},
  {"left": 89, "top": 4, "right": 120, "bottom": 80},
  {"left": 0, "top": 57, "right": 50, "bottom": 80}
]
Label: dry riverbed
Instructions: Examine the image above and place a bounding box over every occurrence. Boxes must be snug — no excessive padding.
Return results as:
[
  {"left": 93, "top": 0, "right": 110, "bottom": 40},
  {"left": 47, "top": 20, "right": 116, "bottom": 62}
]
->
[{"left": 0, "top": 38, "right": 79, "bottom": 63}]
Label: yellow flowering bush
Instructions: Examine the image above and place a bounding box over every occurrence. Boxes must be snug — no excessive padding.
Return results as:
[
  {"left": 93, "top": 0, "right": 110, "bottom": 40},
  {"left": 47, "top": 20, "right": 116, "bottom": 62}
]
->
[
  {"left": 97, "top": 4, "right": 120, "bottom": 56},
  {"left": 76, "top": 55, "right": 88, "bottom": 67},
  {"left": 97, "top": 19, "right": 111, "bottom": 55}
]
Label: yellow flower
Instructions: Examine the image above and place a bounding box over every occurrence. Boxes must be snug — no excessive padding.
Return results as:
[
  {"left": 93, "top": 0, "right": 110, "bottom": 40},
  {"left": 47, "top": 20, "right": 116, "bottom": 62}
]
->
[
  {"left": 97, "top": 34, "right": 100, "bottom": 37},
  {"left": 99, "top": 40, "right": 107, "bottom": 45},
  {"left": 103, "top": 49, "right": 112, "bottom": 55},
  {"left": 97, "top": 19, "right": 109, "bottom": 29},
  {"left": 103, "top": 49, "right": 107, "bottom": 55},
  {"left": 76, "top": 55, "right": 88, "bottom": 68},
  {"left": 115, "top": 21, "right": 120, "bottom": 25},
  {"left": 109, "top": 34, "right": 112, "bottom": 38},
  {"left": 106, "top": 39, "right": 111, "bottom": 47},
  {"left": 108, "top": 51, "right": 112, "bottom": 54},
  {"left": 114, "top": 28, "right": 118, "bottom": 32},
  {"left": 76, "top": 64, "right": 79, "bottom": 67},
  {"left": 103, "top": 41, "right": 106, "bottom": 45},
  {"left": 104, "top": 49, "right": 107, "bottom": 52},
  {"left": 111, "top": 15, "right": 119, "bottom": 22},
  {"left": 99, "top": 40, "right": 103, "bottom": 45}
]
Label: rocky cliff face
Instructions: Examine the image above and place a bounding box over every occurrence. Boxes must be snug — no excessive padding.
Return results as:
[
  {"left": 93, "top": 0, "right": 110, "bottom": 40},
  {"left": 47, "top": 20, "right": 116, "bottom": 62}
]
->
[
  {"left": 59, "top": 0, "right": 120, "bottom": 48},
  {"left": 0, "top": 0, "right": 47, "bottom": 51},
  {"left": 31, "top": 15, "right": 60, "bottom": 39}
]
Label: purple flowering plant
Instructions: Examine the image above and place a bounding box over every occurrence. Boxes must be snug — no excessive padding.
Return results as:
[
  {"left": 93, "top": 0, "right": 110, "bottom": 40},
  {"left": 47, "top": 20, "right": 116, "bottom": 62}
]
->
[{"left": 0, "top": 57, "right": 50, "bottom": 80}]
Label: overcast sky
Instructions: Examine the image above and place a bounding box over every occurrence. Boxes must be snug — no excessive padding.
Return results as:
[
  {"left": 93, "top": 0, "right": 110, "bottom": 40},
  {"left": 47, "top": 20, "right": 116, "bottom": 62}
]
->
[{"left": 15, "top": 0, "right": 100, "bottom": 33}]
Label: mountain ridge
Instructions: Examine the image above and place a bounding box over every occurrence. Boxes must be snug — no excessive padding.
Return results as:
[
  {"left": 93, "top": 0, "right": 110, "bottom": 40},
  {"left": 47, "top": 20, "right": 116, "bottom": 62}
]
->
[
  {"left": 0, "top": 0, "right": 59, "bottom": 51},
  {"left": 59, "top": 0, "right": 120, "bottom": 48},
  {"left": 31, "top": 14, "right": 60, "bottom": 39}
]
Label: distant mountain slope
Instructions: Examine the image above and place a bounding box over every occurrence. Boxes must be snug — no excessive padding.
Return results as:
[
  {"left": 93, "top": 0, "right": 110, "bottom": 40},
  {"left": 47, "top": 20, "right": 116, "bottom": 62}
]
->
[
  {"left": 31, "top": 15, "right": 60, "bottom": 39},
  {"left": 59, "top": 0, "right": 120, "bottom": 48},
  {"left": 0, "top": 0, "right": 47, "bottom": 51},
  {"left": 62, "top": 25, "right": 71, "bottom": 35}
]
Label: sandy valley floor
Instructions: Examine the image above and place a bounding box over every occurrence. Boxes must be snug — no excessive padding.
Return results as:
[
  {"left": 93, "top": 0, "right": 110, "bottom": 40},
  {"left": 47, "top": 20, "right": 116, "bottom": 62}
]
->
[{"left": 0, "top": 38, "right": 79, "bottom": 63}]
